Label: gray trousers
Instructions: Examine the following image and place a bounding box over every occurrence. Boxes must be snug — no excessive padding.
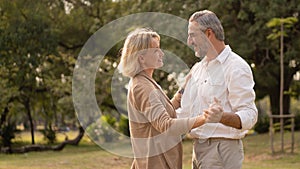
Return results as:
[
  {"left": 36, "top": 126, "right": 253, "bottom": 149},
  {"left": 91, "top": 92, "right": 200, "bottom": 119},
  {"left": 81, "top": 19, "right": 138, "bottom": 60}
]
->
[{"left": 192, "top": 138, "right": 244, "bottom": 169}]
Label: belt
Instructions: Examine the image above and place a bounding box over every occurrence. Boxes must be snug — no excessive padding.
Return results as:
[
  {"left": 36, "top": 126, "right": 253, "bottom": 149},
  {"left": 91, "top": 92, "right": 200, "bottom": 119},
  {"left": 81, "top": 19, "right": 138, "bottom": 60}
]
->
[{"left": 195, "top": 137, "right": 240, "bottom": 144}]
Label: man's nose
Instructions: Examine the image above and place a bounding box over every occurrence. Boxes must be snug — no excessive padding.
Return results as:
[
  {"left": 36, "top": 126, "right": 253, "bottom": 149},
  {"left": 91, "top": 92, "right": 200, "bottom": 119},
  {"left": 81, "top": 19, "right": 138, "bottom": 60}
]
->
[{"left": 187, "top": 36, "right": 192, "bottom": 46}]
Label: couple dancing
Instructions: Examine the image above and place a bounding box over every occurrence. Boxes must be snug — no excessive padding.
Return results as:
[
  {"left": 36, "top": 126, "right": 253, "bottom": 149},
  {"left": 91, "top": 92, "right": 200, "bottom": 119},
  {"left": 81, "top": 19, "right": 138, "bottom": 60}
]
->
[{"left": 118, "top": 10, "right": 258, "bottom": 169}]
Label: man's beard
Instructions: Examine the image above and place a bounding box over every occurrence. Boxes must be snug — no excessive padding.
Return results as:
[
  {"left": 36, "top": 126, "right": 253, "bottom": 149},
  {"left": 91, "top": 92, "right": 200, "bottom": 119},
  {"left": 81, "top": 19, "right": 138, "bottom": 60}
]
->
[{"left": 195, "top": 48, "right": 207, "bottom": 60}]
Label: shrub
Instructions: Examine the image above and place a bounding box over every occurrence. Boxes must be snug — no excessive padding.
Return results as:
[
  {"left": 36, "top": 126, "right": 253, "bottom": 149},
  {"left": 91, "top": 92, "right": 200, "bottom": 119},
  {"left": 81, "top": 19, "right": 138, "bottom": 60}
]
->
[
  {"left": 86, "top": 113, "right": 130, "bottom": 143},
  {"left": 254, "top": 114, "right": 270, "bottom": 134},
  {"left": 86, "top": 114, "right": 117, "bottom": 143},
  {"left": 41, "top": 125, "right": 56, "bottom": 144},
  {"left": 0, "top": 123, "right": 15, "bottom": 147},
  {"left": 294, "top": 112, "right": 300, "bottom": 131},
  {"left": 118, "top": 115, "right": 130, "bottom": 137}
]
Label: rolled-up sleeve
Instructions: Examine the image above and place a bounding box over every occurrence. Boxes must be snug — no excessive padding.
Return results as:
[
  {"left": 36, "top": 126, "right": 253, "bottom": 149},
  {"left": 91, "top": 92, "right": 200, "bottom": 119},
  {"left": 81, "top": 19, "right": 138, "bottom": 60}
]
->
[{"left": 228, "top": 67, "right": 258, "bottom": 130}]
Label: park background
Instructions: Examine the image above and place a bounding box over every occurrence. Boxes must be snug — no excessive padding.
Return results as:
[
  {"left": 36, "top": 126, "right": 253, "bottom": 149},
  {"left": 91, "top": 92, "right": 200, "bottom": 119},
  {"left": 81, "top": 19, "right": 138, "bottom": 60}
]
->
[{"left": 0, "top": 0, "right": 300, "bottom": 168}]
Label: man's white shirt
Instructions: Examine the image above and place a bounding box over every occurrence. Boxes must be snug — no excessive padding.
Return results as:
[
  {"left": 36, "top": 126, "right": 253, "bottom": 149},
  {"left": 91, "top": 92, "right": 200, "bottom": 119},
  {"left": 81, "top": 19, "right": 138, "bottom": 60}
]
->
[{"left": 177, "top": 45, "right": 258, "bottom": 139}]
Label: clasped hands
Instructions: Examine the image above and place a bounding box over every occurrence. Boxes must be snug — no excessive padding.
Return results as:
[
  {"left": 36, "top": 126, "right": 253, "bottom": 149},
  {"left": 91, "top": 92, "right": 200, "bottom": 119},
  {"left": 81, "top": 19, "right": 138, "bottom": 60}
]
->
[{"left": 203, "top": 97, "right": 224, "bottom": 123}]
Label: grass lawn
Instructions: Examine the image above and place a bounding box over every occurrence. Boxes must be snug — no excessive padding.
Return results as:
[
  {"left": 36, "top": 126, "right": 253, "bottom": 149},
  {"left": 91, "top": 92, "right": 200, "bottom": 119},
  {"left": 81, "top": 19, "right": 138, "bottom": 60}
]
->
[{"left": 0, "top": 131, "right": 299, "bottom": 169}]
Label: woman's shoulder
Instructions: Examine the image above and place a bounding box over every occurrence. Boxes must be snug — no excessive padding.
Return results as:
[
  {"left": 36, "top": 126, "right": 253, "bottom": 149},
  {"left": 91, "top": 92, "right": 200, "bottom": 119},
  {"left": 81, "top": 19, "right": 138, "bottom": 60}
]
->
[
  {"left": 129, "top": 75, "right": 161, "bottom": 107},
  {"left": 131, "top": 75, "right": 156, "bottom": 93}
]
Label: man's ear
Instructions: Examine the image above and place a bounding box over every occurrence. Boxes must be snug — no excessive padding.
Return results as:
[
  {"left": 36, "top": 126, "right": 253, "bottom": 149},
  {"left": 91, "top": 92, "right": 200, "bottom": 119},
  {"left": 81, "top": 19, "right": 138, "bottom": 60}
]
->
[{"left": 206, "top": 28, "right": 214, "bottom": 39}]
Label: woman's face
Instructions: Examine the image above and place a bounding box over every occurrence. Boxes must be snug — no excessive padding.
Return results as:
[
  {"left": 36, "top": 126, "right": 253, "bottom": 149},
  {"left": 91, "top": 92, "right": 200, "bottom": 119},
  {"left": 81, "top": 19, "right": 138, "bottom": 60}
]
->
[{"left": 140, "top": 37, "right": 164, "bottom": 70}]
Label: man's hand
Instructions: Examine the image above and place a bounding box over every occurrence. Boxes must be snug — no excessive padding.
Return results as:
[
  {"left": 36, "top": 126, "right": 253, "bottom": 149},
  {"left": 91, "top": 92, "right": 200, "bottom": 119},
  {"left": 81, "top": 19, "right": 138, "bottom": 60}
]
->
[{"left": 203, "top": 97, "right": 223, "bottom": 123}]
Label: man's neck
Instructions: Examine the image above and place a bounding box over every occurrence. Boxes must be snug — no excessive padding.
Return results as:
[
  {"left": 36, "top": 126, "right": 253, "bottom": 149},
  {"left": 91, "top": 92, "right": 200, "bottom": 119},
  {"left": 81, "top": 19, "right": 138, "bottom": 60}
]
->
[
  {"left": 206, "top": 41, "right": 226, "bottom": 62},
  {"left": 214, "top": 41, "right": 226, "bottom": 54}
]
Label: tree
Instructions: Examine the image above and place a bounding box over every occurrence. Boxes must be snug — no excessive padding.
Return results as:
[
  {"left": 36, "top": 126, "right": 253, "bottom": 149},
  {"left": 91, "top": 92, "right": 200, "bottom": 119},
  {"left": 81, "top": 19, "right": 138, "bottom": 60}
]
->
[
  {"left": 0, "top": 0, "right": 81, "bottom": 150},
  {"left": 0, "top": 0, "right": 58, "bottom": 145},
  {"left": 266, "top": 17, "right": 298, "bottom": 153}
]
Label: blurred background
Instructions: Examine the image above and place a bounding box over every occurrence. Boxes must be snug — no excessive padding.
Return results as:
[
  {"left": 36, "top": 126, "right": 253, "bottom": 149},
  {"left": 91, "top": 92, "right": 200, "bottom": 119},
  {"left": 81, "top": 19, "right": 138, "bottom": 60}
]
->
[{"left": 0, "top": 0, "right": 300, "bottom": 168}]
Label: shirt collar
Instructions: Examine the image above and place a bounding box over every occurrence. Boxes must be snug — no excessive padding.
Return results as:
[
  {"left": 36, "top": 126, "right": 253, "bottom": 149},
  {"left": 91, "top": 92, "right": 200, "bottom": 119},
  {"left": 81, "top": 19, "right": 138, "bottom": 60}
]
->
[
  {"left": 216, "top": 45, "right": 231, "bottom": 64},
  {"left": 201, "top": 45, "right": 231, "bottom": 65}
]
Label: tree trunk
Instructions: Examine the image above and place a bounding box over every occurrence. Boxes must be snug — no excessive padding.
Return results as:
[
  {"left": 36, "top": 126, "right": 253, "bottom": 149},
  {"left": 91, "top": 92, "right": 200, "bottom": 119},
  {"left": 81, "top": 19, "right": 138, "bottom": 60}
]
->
[
  {"left": 280, "top": 21, "right": 284, "bottom": 152},
  {"left": 0, "top": 97, "right": 15, "bottom": 127},
  {"left": 0, "top": 106, "right": 9, "bottom": 128},
  {"left": 24, "top": 98, "right": 35, "bottom": 145},
  {"left": 1, "top": 126, "right": 85, "bottom": 154}
]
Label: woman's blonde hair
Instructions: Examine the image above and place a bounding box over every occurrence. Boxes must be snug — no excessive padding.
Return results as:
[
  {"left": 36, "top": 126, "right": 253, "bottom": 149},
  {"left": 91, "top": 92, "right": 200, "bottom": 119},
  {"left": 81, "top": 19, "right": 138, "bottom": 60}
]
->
[{"left": 119, "top": 27, "right": 160, "bottom": 77}]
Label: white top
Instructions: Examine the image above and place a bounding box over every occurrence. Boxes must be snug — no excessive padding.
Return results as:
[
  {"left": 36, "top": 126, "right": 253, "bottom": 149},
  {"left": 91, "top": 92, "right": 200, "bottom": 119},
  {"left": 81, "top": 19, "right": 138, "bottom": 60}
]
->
[{"left": 177, "top": 45, "right": 258, "bottom": 139}]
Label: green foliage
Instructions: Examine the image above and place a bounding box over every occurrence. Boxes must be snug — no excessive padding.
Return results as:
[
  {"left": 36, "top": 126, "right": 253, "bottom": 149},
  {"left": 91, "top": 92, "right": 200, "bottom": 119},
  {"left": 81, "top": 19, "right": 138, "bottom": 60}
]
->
[
  {"left": 0, "top": 0, "right": 78, "bottom": 145},
  {"left": 86, "top": 114, "right": 116, "bottom": 143},
  {"left": 266, "top": 17, "right": 298, "bottom": 40},
  {"left": 118, "top": 115, "right": 130, "bottom": 137},
  {"left": 100, "top": 114, "right": 117, "bottom": 142},
  {"left": 40, "top": 126, "right": 57, "bottom": 144},
  {"left": 0, "top": 123, "right": 15, "bottom": 147},
  {"left": 254, "top": 98, "right": 270, "bottom": 133},
  {"left": 101, "top": 114, "right": 117, "bottom": 127},
  {"left": 267, "top": 17, "right": 298, "bottom": 28},
  {"left": 295, "top": 113, "right": 300, "bottom": 130},
  {"left": 254, "top": 114, "right": 270, "bottom": 134},
  {"left": 85, "top": 113, "right": 130, "bottom": 143},
  {"left": 291, "top": 98, "right": 300, "bottom": 130}
]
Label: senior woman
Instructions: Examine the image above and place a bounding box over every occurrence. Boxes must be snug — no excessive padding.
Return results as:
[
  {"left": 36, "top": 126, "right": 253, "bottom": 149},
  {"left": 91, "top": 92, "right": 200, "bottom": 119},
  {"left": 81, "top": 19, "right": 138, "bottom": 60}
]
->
[{"left": 119, "top": 28, "right": 221, "bottom": 169}]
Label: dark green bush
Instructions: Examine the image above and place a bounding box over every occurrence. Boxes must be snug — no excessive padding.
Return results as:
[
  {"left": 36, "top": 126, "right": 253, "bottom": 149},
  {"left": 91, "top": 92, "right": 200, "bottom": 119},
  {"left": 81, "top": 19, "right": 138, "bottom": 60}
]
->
[
  {"left": 41, "top": 126, "right": 56, "bottom": 144},
  {"left": 0, "top": 123, "right": 15, "bottom": 147},
  {"left": 254, "top": 114, "right": 270, "bottom": 134},
  {"left": 118, "top": 115, "right": 130, "bottom": 137}
]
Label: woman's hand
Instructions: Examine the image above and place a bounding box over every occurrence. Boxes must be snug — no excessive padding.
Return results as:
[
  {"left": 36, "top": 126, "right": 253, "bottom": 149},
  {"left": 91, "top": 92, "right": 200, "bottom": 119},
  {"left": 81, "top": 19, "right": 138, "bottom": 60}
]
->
[
  {"left": 203, "top": 97, "right": 224, "bottom": 123},
  {"left": 179, "top": 73, "right": 192, "bottom": 95}
]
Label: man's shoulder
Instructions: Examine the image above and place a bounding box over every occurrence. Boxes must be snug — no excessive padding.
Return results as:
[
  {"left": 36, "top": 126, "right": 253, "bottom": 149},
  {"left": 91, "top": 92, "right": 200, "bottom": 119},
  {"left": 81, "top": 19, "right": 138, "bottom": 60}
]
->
[
  {"left": 227, "top": 51, "right": 250, "bottom": 68},
  {"left": 222, "top": 51, "right": 254, "bottom": 78}
]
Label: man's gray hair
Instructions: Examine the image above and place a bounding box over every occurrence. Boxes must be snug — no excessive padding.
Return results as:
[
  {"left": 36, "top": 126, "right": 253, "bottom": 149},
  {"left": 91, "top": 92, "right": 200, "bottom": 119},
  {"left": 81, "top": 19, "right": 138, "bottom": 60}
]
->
[{"left": 189, "top": 10, "right": 225, "bottom": 41}]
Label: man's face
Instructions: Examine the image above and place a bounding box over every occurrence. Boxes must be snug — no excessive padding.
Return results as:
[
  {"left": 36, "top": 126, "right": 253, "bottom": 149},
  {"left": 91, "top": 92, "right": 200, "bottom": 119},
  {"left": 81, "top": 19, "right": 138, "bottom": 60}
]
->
[{"left": 187, "top": 21, "right": 209, "bottom": 58}]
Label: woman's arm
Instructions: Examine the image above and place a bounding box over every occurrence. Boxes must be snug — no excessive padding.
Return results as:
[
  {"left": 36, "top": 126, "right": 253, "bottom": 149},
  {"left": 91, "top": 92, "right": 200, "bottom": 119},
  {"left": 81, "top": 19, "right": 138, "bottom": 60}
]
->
[{"left": 170, "top": 73, "right": 192, "bottom": 109}]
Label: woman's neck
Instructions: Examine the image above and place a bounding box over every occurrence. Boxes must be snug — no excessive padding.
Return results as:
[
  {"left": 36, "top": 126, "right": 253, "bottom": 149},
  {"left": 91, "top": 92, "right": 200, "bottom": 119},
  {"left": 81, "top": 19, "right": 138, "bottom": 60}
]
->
[{"left": 143, "top": 69, "right": 154, "bottom": 78}]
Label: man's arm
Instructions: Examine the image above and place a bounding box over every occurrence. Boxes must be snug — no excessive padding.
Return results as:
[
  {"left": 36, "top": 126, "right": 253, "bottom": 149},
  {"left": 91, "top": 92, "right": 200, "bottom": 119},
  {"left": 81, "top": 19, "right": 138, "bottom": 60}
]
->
[
  {"left": 226, "top": 66, "right": 258, "bottom": 130},
  {"left": 220, "top": 112, "right": 242, "bottom": 129}
]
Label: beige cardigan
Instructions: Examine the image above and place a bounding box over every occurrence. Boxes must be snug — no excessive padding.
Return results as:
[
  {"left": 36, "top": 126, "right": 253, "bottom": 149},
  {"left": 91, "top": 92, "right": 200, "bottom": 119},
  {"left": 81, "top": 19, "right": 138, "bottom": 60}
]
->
[{"left": 128, "top": 72, "right": 197, "bottom": 169}]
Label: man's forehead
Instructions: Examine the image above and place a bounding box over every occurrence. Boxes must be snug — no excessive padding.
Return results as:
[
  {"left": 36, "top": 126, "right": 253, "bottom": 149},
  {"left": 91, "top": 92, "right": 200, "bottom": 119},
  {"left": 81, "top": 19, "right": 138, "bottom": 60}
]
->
[
  {"left": 188, "top": 21, "right": 205, "bottom": 31},
  {"left": 188, "top": 21, "right": 201, "bottom": 31}
]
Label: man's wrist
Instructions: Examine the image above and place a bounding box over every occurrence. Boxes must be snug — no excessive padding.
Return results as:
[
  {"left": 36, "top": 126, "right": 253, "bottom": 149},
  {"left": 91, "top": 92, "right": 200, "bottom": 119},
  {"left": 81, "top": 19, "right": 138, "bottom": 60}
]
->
[{"left": 219, "top": 111, "right": 225, "bottom": 124}]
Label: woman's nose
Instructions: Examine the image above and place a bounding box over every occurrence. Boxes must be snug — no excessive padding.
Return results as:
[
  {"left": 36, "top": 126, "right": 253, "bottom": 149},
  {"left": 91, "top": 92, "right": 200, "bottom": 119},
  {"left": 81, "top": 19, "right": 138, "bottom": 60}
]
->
[{"left": 159, "top": 49, "right": 164, "bottom": 57}]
